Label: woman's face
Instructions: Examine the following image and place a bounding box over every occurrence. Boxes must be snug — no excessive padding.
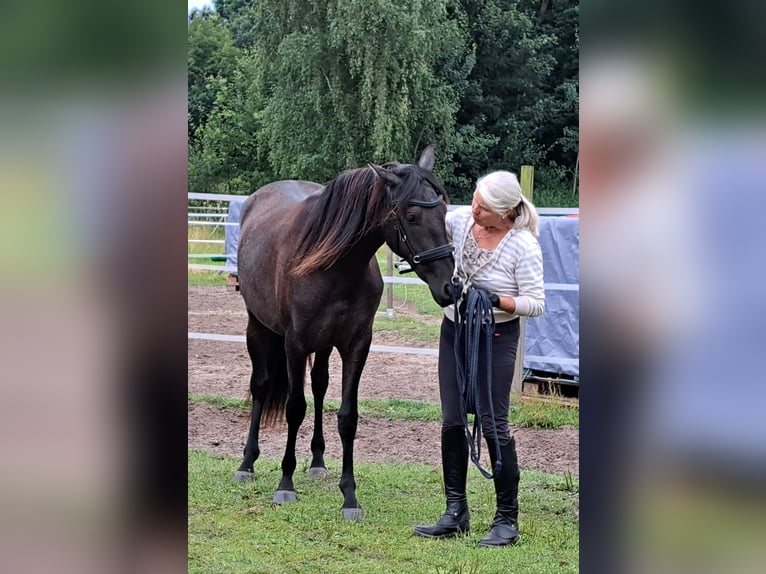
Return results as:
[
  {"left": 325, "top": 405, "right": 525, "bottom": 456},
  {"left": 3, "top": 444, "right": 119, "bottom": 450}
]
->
[{"left": 471, "top": 191, "right": 505, "bottom": 228}]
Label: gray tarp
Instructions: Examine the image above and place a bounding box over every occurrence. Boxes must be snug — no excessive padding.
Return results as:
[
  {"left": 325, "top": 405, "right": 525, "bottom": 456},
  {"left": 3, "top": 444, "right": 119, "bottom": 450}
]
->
[
  {"left": 226, "top": 201, "right": 579, "bottom": 376},
  {"left": 224, "top": 199, "right": 244, "bottom": 273},
  {"left": 523, "top": 216, "right": 579, "bottom": 376}
]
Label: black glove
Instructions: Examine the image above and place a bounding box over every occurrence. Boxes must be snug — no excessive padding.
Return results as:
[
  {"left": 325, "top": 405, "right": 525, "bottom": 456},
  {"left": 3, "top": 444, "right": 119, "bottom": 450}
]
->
[{"left": 458, "top": 288, "right": 501, "bottom": 316}]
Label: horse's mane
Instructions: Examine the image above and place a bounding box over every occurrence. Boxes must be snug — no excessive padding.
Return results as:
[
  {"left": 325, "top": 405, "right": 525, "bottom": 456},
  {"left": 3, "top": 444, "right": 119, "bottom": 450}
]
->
[
  {"left": 292, "top": 163, "right": 445, "bottom": 275},
  {"left": 292, "top": 167, "right": 384, "bottom": 275}
]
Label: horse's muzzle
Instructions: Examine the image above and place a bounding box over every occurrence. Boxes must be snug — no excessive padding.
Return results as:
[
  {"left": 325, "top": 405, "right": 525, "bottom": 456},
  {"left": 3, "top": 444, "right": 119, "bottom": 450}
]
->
[{"left": 433, "top": 282, "right": 454, "bottom": 308}]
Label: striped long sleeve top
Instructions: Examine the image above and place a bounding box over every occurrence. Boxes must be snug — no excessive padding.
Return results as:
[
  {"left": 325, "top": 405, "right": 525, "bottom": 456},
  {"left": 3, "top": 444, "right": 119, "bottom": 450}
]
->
[{"left": 446, "top": 207, "right": 545, "bottom": 322}]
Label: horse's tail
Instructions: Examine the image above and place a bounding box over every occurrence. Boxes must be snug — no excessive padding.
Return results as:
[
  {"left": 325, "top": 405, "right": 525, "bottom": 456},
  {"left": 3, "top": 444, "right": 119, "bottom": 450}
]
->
[
  {"left": 257, "top": 353, "right": 314, "bottom": 427},
  {"left": 259, "top": 388, "right": 288, "bottom": 427},
  {"left": 259, "top": 353, "right": 289, "bottom": 426}
]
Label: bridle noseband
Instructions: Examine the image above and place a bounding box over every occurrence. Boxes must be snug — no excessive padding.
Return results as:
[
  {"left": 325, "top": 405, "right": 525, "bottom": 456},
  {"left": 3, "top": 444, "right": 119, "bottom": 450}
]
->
[{"left": 391, "top": 194, "right": 454, "bottom": 273}]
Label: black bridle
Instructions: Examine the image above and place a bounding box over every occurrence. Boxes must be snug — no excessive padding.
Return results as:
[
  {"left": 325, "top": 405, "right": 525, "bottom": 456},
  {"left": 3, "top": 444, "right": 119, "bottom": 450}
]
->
[{"left": 391, "top": 195, "right": 454, "bottom": 273}]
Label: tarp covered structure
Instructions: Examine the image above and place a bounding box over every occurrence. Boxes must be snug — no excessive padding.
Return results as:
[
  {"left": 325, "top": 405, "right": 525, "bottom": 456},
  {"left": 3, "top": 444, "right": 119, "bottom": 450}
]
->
[
  {"left": 224, "top": 199, "right": 243, "bottom": 274},
  {"left": 523, "top": 216, "right": 579, "bottom": 376}
]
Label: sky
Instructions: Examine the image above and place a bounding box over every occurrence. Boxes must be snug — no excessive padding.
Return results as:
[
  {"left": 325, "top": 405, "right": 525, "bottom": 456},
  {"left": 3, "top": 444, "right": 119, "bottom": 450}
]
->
[{"left": 188, "top": 0, "right": 214, "bottom": 13}]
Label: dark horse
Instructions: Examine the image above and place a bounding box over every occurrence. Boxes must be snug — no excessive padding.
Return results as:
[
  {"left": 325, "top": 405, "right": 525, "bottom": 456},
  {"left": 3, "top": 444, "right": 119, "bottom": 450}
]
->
[{"left": 233, "top": 146, "right": 455, "bottom": 519}]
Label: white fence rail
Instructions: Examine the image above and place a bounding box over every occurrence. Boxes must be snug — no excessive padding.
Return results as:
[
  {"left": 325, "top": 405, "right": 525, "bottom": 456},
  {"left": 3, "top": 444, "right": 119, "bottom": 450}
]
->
[
  {"left": 188, "top": 192, "right": 580, "bottom": 215},
  {"left": 187, "top": 192, "right": 579, "bottom": 290}
]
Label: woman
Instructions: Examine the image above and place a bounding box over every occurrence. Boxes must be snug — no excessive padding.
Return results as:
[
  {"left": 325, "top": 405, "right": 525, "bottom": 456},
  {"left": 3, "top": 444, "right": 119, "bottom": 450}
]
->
[{"left": 414, "top": 171, "right": 545, "bottom": 547}]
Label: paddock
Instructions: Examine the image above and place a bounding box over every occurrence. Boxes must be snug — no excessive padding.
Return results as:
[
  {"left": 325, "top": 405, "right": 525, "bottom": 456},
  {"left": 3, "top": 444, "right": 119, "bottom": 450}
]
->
[{"left": 187, "top": 284, "right": 579, "bottom": 477}]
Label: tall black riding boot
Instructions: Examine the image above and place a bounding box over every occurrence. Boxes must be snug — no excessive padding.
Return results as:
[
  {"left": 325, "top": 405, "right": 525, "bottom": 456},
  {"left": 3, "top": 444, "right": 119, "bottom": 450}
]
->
[
  {"left": 479, "top": 436, "right": 521, "bottom": 547},
  {"left": 414, "top": 428, "right": 470, "bottom": 538}
]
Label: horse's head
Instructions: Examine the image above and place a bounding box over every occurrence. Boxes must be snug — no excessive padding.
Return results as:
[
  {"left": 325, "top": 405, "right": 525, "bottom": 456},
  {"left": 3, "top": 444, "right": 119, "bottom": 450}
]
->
[{"left": 370, "top": 146, "right": 455, "bottom": 307}]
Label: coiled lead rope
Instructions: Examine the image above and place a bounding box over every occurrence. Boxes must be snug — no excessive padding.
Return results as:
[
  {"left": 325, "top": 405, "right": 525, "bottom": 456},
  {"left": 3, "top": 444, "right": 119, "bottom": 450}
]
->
[{"left": 451, "top": 279, "right": 503, "bottom": 479}]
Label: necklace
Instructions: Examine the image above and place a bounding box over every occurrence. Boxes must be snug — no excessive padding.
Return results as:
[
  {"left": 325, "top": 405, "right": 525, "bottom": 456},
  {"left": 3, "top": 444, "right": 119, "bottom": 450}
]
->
[{"left": 473, "top": 225, "right": 502, "bottom": 239}]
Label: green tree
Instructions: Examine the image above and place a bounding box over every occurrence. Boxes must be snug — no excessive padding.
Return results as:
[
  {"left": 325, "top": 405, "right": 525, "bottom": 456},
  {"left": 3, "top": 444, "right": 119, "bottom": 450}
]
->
[
  {"left": 187, "top": 13, "right": 239, "bottom": 144},
  {"left": 526, "top": 0, "right": 579, "bottom": 193},
  {"left": 455, "top": 1, "right": 554, "bottom": 172},
  {"left": 451, "top": 0, "right": 578, "bottom": 202},
  {"left": 186, "top": 0, "right": 578, "bottom": 206},
  {"left": 214, "top": 0, "right": 260, "bottom": 50},
  {"left": 188, "top": 48, "right": 272, "bottom": 194},
  {"left": 249, "top": 0, "right": 471, "bottom": 183}
]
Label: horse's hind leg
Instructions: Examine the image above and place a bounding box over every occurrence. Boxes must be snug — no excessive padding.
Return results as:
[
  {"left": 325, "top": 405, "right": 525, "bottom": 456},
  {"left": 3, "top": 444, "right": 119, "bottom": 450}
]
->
[
  {"left": 234, "top": 314, "right": 286, "bottom": 483},
  {"left": 273, "top": 343, "right": 309, "bottom": 504},
  {"left": 308, "top": 347, "right": 332, "bottom": 478}
]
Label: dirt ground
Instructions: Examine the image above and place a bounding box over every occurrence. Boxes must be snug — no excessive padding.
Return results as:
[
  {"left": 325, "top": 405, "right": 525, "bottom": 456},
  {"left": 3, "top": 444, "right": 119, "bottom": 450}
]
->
[{"left": 188, "top": 285, "right": 578, "bottom": 476}]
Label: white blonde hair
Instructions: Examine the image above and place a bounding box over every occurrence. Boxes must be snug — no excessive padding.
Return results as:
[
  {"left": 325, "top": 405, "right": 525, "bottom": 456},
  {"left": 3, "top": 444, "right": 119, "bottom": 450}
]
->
[{"left": 476, "top": 170, "right": 539, "bottom": 236}]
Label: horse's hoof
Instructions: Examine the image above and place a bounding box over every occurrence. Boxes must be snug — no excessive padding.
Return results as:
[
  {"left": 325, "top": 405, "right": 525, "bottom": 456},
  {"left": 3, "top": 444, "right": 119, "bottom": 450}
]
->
[
  {"left": 308, "top": 467, "right": 328, "bottom": 479},
  {"left": 233, "top": 471, "right": 254, "bottom": 483},
  {"left": 273, "top": 490, "right": 298, "bottom": 504},
  {"left": 342, "top": 507, "right": 364, "bottom": 521}
]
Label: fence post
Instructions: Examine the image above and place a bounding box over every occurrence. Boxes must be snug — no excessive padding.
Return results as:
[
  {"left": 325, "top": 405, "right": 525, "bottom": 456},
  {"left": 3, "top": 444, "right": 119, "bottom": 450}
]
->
[
  {"left": 520, "top": 165, "right": 534, "bottom": 200},
  {"left": 386, "top": 248, "right": 394, "bottom": 319},
  {"left": 512, "top": 165, "right": 535, "bottom": 396}
]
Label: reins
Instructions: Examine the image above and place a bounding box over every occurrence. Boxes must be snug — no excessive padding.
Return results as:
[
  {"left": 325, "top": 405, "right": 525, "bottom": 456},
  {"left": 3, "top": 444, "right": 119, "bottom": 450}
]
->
[{"left": 451, "top": 279, "right": 503, "bottom": 479}]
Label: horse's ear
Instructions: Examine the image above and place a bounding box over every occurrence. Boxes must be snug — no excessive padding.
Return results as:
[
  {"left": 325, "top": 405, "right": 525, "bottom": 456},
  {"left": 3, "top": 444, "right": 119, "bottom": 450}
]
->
[
  {"left": 368, "top": 163, "right": 402, "bottom": 187},
  {"left": 417, "top": 145, "right": 435, "bottom": 172}
]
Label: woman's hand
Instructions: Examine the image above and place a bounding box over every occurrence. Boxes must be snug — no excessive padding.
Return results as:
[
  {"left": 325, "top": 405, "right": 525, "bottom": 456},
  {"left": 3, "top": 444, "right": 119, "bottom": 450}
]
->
[{"left": 459, "top": 288, "right": 504, "bottom": 315}]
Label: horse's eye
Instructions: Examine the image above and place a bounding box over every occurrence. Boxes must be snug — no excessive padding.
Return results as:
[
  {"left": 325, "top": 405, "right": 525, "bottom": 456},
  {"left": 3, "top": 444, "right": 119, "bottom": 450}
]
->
[{"left": 405, "top": 212, "right": 418, "bottom": 223}]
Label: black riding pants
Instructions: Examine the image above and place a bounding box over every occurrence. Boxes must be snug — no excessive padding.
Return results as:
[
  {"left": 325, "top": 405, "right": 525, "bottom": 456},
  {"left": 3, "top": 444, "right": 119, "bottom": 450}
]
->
[{"left": 438, "top": 316, "right": 520, "bottom": 444}]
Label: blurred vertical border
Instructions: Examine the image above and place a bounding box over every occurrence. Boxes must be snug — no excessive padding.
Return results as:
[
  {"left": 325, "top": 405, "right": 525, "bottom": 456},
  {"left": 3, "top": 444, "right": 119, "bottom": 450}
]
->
[
  {"left": 0, "top": 1, "right": 188, "bottom": 573},
  {"left": 581, "top": 1, "right": 766, "bottom": 573}
]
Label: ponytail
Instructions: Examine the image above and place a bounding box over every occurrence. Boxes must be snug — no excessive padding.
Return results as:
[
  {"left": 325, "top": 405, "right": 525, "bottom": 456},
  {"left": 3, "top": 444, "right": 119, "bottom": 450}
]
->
[{"left": 513, "top": 194, "right": 539, "bottom": 236}]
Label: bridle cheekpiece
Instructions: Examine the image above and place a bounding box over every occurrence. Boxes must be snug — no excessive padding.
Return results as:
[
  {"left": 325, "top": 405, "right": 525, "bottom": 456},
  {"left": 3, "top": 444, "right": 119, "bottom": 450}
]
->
[{"left": 389, "top": 192, "right": 454, "bottom": 273}]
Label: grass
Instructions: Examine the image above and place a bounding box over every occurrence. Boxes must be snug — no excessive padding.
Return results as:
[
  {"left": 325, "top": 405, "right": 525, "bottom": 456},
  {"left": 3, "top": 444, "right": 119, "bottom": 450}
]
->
[
  {"left": 372, "top": 314, "right": 441, "bottom": 343},
  {"left": 190, "top": 393, "right": 250, "bottom": 411},
  {"left": 376, "top": 283, "right": 444, "bottom": 318},
  {"left": 188, "top": 223, "right": 226, "bottom": 256},
  {"left": 533, "top": 187, "right": 579, "bottom": 209},
  {"left": 188, "top": 394, "right": 578, "bottom": 430},
  {"left": 511, "top": 399, "right": 579, "bottom": 429},
  {"left": 188, "top": 224, "right": 229, "bottom": 286},
  {"left": 375, "top": 248, "right": 446, "bottom": 318},
  {"left": 189, "top": 268, "right": 229, "bottom": 286},
  {"left": 188, "top": 393, "right": 443, "bottom": 421},
  {"left": 188, "top": 450, "right": 579, "bottom": 574}
]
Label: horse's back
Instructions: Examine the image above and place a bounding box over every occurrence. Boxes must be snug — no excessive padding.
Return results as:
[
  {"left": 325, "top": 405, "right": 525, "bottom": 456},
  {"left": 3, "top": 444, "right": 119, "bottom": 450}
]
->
[{"left": 240, "top": 180, "right": 323, "bottom": 230}]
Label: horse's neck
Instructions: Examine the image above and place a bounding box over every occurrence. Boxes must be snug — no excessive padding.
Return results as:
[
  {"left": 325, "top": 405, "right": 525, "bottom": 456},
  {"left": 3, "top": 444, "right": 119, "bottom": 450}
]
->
[{"left": 342, "top": 227, "right": 385, "bottom": 268}]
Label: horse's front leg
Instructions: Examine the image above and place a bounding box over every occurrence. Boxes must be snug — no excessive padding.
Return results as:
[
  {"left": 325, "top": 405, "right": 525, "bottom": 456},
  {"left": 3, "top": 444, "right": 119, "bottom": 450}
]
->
[
  {"left": 336, "top": 336, "right": 371, "bottom": 520},
  {"left": 308, "top": 347, "right": 332, "bottom": 478},
  {"left": 273, "top": 345, "right": 308, "bottom": 504}
]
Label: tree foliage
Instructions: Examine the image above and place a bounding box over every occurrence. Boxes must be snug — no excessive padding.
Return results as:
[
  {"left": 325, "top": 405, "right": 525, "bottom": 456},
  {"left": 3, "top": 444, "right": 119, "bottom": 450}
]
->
[
  {"left": 188, "top": 12, "right": 239, "bottom": 144},
  {"left": 187, "top": 0, "right": 578, "bottom": 205}
]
